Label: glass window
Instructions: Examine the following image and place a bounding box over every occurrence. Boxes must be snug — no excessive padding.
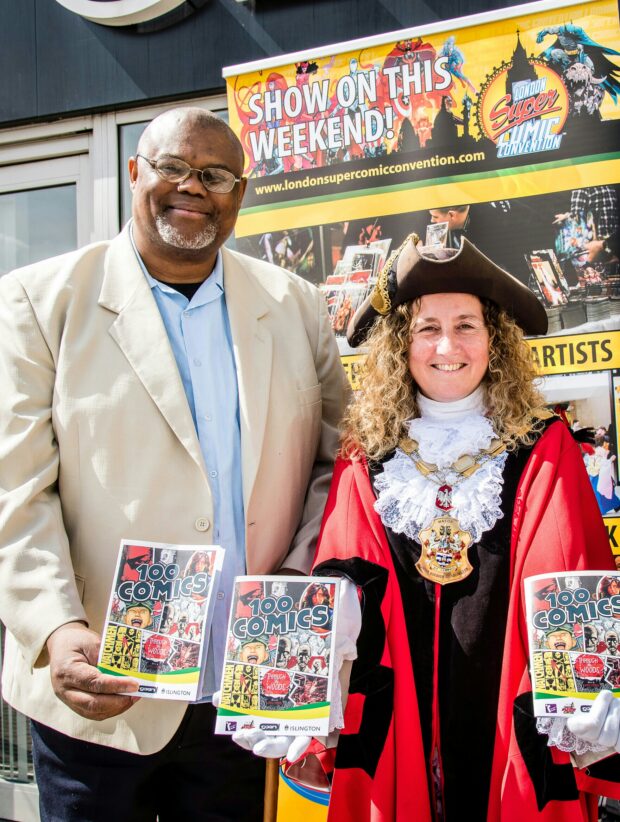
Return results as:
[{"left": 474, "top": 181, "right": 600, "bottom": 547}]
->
[
  {"left": 119, "top": 122, "right": 149, "bottom": 227},
  {"left": 0, "top": 184, "right": 77, "bottom": 276},
  {"left": 0, "top": 625, "right": 33, "bottom": 783}
]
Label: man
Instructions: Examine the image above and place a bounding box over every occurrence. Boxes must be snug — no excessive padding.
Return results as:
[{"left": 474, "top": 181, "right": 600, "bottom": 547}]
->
[
  {"left": 238, "top": 637, "right": 270, "bottom": 666},
  {"left": 427, "top": 201, "right": 526, "bottom": 282},
  {"left": 428, "top": 204, "right": 471, "bottom": 248},
  {"left": 121, "top": 545, "right": 153, "bottom": 581},
  {"left": 169, "top": 612, "right": 189, "bottom": 637},
  {"left": 554, "top": 186, "right": 618, "bottom": 243},
  {"left": 123, "top": 602, "right": 153, "bottom": 630},
  {"left": 584, "top": 623, "right": 605, "bottom": 654},
  {"left": 275, "top": 636, "right": 293, "bottom": 669},
  {"left": 159, "top": 603, "right": 176, "bottom": 633},
  {"left": 544, "top": 627, "right": 577, "bottom": 651},
  {"left": 0, "top": 107, "right": 346, "bottom": 820},
  {"left": 587, "top": 227, "right": 619, "bottom": 263},
  {"left": 296, "top": 644, "right": 311, "bottom": 672},
  {"left": 428, "top": 202, "right": 514, "bottom": 253}
]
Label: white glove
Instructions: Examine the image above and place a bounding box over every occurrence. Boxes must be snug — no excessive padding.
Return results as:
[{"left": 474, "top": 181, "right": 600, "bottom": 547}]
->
[
  {"left": 211, "top": 690, "right": 306, "bottom": 758},
  {"left": 566, "top": 690, "right": 620, "bottom": 751},
  {"left": 218, "top": 577, "right": 362, "bottom": 758},
  {"left": 231, "top": 729, "right": 312, "bottom": 760}
]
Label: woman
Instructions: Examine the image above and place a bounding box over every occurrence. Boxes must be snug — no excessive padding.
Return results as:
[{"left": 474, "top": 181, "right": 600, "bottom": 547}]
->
[
  {"left": 598, "top": 576, "right": 620, "bottom": 599},
  {"left": 300, "top": 582, "right": 332, "bottom": 608},
  {"left": 306, "top": 237, "right": 619, "bottom": 821},
  {"left": 591, "top": 435, "right": 618, "bottom": 515}
]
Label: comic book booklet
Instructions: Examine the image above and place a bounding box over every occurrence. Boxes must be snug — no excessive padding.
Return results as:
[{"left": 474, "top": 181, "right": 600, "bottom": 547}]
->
[
  {"left": 525, "top": 571, "right": 620, "bottom": 718},
  {"left": 97, "top": 540, "right": 224, "bottom": 701},
  {"left": 215, "top": 575, "right": 340, "bottom": 736}
]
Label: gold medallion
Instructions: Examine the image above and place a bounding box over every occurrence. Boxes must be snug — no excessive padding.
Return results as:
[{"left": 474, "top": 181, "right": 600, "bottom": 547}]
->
[{"left": 416, "top": 516, "right": 473, "bottom": 585}]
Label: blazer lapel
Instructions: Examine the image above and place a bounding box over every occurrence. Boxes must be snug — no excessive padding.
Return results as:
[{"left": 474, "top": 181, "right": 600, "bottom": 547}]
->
[
  {"left": 223, "top": 248, "right": 272, "bottom": 508},
  {"left": 98, "top": 228, "right": 207, "bottom": 478}
]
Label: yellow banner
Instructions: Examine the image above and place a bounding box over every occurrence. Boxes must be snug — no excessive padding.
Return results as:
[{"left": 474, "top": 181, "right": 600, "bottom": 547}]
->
[
  {"left": 529, "top": 330, "right": 620, "bottom": 375},
  {"left": 607, "top": 517, "right": 620, "bottom": 554},
  {"left": 341, "top": 331, "right": 620, "bottom": 388},
  {"left": 236, "top": 155, "right": 620, "bottom": 236},
  {"left": 227, "top": 0, "right": 619, "bottom": 189},
  {"left": 341, "top": 354, "right": 365, "bottom": 391},
  {"left": 615, "top": 376, "right": 620, "bottom": 461},
  {"left": 228, "top": 1, "right": 620, "bottom": 537}
]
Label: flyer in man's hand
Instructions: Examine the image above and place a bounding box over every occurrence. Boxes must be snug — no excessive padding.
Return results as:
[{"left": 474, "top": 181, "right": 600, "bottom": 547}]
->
[
  {"left": 97, "top": 540, "right": 224, "bottom": 700},
  {"left": 525, "top": 571, "right": 620, "bottom": 717},
  {"left": 215, "top": 575, "right": 340, "bottom": 736}
]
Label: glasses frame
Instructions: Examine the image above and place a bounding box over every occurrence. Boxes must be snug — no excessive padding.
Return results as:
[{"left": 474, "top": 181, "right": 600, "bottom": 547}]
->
[{"left": 136, "top": 154, "right": 243, "bottom": 193}]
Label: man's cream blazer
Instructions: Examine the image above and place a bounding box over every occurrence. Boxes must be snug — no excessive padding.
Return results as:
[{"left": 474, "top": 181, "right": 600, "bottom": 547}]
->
[{"left": 0, "top": 226, "right": 347, "bottom": 753}]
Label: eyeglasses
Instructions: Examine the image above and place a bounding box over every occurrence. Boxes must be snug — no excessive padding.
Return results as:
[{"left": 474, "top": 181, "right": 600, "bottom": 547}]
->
[{"left": 136, "top": 154, "right": 243, "bottom": 193}]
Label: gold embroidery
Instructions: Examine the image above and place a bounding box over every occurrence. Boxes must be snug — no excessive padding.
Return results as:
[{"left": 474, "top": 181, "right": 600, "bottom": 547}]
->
[{"left": 368, "top": 232, "right": 419, "bottom": 316}]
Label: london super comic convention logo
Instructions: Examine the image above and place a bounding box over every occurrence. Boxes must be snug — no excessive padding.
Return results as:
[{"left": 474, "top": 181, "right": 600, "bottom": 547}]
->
[{"left": 477, "top": 54, "right": 568, "bottom": 159}]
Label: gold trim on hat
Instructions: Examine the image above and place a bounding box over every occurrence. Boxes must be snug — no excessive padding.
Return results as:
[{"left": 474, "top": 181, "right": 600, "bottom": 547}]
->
[{"left": 369, "top": 232, "right": 419, "bottom": 316}]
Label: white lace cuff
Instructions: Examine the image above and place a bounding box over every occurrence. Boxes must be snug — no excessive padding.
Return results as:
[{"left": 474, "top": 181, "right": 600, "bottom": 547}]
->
[{"left": 536, "top": 716, "right": 611, "bottom": 755}]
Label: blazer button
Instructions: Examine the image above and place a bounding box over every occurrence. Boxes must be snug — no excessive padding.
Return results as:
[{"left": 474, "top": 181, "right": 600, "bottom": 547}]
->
[{"left": 195, "top": 517, "right": 210, "bottom": 532}]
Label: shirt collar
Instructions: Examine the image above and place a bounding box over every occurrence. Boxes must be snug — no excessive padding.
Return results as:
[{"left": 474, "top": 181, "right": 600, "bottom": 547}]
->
[
  {"left": 416, "top": 385, "right": 487, "bottom": 421},
  {"left": 129, "top": 220, "right": 224, "bottom": 306}
]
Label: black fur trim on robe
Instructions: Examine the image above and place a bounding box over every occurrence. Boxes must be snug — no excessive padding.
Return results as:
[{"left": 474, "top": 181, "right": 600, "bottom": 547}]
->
[{"left": 314, "top": 557, "right": 394, "bottom": 778}]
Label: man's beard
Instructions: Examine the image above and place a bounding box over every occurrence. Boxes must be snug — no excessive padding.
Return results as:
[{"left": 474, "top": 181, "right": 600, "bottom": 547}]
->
[{"left": 155, "top": 214, "right": 217, "bottom": 250}]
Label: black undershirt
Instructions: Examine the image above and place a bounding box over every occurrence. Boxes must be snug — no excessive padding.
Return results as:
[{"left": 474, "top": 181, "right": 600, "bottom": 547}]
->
[{"left": 156, "top": 279, "right": 204, "bottom": 301}]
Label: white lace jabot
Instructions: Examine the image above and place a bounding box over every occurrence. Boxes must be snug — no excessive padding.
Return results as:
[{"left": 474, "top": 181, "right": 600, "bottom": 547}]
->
[{"left": 373, "top": 387, "right": 508, "bottom": 544}]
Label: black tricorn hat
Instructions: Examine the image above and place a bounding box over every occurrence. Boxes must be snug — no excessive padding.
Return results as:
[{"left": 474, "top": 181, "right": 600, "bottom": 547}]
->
[{"left": 346, "top": 234, "right": 548, "bottom": 346}]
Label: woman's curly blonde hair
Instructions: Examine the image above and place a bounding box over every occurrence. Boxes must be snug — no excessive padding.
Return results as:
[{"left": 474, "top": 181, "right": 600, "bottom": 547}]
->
[{"left": 341, "top": 297, "right": 547, "bottom": 460}]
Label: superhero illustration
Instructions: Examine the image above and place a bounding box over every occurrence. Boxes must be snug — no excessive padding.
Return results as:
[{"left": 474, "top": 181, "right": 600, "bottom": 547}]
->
[
  {"left": 439, "top": 35, "right": 477, "bottom": 94},
  {"left": 119, "top": 544, "right": 152, "bottom": 582},
  {"left": 99, "top": 624, "right": 141, "bottom": 673},
  {"left": 537, "top": 22, "right": 620, "bottom": 115}
]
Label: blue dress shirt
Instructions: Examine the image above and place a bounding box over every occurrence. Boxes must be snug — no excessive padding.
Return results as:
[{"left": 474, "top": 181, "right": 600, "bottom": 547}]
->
[{"left": 130, "top": 227, "right": 246, "bottom": 699}]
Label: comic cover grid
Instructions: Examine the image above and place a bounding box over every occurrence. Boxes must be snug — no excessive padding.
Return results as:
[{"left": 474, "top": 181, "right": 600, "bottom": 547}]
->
[
  {"left": 526, "top": 571, "right": 620, "bottom": 717},
  {"left": 240, "top": 183, "right": 620, "bottom": 361},
  {"left": 99, "top": 542, "right": 219, "bottom": 683},
  {"left": 218, "top": 577, "right": 339, "bottom": 735},
  {"left": 318, "top": 239, "right": 389, "bottom": 354}
]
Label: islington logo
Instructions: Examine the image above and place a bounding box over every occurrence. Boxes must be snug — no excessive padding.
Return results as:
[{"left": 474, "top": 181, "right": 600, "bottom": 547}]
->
[
  {"left": 54, "top": 0, "right": 192, "bottom": 26},
  {"left": 478, "top": 57, "right": 568, "bottom": 159}
]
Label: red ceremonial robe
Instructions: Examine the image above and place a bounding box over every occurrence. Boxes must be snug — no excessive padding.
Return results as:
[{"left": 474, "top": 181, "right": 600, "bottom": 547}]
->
[{"left": 311, "top": 421, "right": 620, "bottom": 821}]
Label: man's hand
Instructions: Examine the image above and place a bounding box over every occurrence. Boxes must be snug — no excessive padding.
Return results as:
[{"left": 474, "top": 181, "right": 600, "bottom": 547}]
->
[
  {"left": 553, "top": 212, "right": 570, "bottom": 224},
  {"left": 46, "top": 622, "right": 140, "bottom": 721},
  {"left": 586, "top": 239, "right": 606, "bottom": 263}
]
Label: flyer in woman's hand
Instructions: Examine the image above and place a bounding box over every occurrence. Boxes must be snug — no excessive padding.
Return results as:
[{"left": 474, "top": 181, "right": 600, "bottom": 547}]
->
[
  {"left": 215, "top": 575, "right": 340, "bottom": 736},
  {"left": 525, "top": 571, "right": 620, "bottom": 717},
  {"left": 97, "top": 540, "right": 224, "bottom": 700}
]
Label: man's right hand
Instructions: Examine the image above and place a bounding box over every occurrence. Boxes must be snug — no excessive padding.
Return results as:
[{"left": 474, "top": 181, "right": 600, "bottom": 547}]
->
[
  {"left": 586, "top": 239, "right": 605, "bottom": 263},
  {"left": 46, "top": 622, "right": 140, "bottom": 721}
]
